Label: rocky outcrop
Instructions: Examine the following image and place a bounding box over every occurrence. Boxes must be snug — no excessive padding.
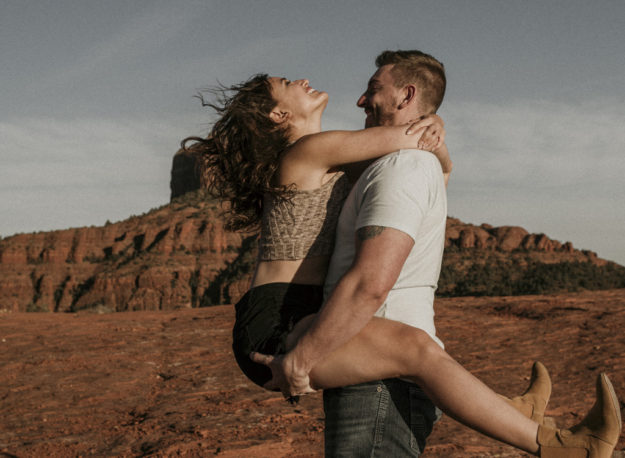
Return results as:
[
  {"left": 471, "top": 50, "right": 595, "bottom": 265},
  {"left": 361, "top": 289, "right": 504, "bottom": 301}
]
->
[
  {"left": 2, "top": 200, "right": 621, "bottom": 312},
  {"left": 170, "top": 146, "right": 202, "bottom": 200},
  {"left": 438, "top": 218, "right": 625, "bottom": 297},
  {"left": 444, "top": 217, "right": 602, "bottom": 263},
  {"left": 0, "top": 192, "right": 249, "bottom": 313}
]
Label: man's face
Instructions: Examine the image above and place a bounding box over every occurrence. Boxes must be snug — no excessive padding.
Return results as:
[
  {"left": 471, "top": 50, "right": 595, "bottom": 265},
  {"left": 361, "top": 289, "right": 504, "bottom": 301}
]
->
[{"left": 357, "top": 65, "right": 404, "bottom": 128}]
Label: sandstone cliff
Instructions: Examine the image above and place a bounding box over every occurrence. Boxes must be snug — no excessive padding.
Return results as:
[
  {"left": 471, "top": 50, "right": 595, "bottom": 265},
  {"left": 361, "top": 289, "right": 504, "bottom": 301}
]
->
[
  {"left": 0, "top": 192, "right": 253, "bottom": 313},
  {"left": 439, "top": 218, "right": 624, "bottom": 296},
  {"left": 2, "top": 192, "right": 622, "bottom": 313}
]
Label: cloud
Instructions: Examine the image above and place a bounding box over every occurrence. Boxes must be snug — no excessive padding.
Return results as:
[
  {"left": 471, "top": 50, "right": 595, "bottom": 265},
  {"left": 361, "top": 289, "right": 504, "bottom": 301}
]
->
[
  {"left": 0, "top": 116, "right": 187, "bottom": 186},
  {"left": 445, "top": 98, "right": 625, "bottom": 193},
  {"left": 0, "top": 113, "right": 194, "bottom": 235},
  {"left": 29, "top": 3, "right": 200, "bottom": 93}
]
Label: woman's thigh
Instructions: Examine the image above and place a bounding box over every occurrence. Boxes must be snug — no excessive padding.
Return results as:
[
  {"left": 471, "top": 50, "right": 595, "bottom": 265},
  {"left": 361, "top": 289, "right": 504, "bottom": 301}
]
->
[
  {"left": 307, "top": 317, "right": 445, "bottom": 390},
  {"left": 285, "top": 314, "right": 316, "bottom": 351}
]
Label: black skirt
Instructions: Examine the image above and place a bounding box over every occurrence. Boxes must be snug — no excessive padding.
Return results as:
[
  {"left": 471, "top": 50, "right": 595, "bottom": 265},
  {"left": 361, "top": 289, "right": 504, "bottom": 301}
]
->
[{"left": 232, "top": 283, "right": 323, "bottom": 387}]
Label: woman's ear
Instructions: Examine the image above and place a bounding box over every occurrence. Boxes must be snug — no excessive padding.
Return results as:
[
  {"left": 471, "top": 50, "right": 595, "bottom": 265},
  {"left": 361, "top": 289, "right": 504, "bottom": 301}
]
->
[
  {"left": 269, "top": 108, "right": 290, "bottom": 125},
  {"left": 397, "top": 84, "right": 417, "bottom": 109}
]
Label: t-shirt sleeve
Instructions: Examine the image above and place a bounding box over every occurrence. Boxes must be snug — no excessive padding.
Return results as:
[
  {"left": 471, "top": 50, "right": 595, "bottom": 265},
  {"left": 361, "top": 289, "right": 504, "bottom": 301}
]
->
[{"left": 355, "top": 155, "right": 431, "bottom": 242}]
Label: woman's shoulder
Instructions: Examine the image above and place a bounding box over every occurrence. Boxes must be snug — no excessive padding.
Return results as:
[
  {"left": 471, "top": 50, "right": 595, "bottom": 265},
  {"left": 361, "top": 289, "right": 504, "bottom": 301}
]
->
[{"left": 277, "top": 144, "right": 337, "bottom": 190}]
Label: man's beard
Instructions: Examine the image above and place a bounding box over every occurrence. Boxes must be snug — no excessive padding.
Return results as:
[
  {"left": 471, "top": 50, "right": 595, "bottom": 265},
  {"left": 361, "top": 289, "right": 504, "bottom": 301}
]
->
[{"left": 365, "top": 109, "right": 395, "bottom": 128}]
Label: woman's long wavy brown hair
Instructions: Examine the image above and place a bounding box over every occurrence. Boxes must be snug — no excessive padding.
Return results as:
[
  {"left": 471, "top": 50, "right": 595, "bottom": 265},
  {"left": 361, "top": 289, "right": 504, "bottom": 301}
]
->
[{"left": 182, "top": 74, "right": 292, "bottom": 232}]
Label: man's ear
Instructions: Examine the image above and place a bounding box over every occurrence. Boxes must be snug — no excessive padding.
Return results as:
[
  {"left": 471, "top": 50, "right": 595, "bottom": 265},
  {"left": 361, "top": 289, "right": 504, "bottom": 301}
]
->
[
  {"left": 269, "top": 108, "right": 290, "bottom": 125},
  {"left": 397, "top": 84, "right": 417, "bottom": 109}
]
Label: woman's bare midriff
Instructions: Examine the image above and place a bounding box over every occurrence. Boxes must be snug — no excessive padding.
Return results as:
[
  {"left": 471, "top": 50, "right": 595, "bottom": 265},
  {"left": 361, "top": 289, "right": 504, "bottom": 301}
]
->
[{"left": 251, "top": 256, "right": 331, "bottom": 287}]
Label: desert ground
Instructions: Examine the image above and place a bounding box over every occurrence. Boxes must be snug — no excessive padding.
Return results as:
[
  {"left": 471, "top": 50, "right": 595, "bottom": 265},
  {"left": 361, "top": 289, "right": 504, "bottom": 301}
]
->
[{"left": 1, "top": 289, "right": 624, "bottom": 457}]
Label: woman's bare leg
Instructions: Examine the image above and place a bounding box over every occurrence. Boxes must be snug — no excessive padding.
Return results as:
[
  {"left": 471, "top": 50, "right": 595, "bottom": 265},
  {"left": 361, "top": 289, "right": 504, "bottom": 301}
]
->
[{"left": 287, "top": 315, "right": 540, "bottom": 455}]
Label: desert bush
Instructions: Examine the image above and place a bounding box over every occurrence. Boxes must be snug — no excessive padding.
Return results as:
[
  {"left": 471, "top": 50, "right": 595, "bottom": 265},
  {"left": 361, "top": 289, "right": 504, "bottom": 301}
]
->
[
  {"left": 437, "top": 259, "right": 625, "bottom": 297},
  {"left": 26, "top": 302, "right": 50, "bottom": 313}
]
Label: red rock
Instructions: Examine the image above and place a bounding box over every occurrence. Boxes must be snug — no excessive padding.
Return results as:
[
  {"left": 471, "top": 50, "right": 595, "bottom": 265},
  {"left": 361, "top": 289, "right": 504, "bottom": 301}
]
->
[
  {"left": 473, "top": 227, "right": 495, "bottom": 249},
  {"left": 0, "top": 194, "right": 248, "bottom": 312},
  {"left": 458, "top": 229, "right": 475, "bottom": 248},
  {"left": 170, "top": 146, "right": 202, "bottom": 200},
  {"left": 492, "top": 226, "right": 529, "bottom": 251}
]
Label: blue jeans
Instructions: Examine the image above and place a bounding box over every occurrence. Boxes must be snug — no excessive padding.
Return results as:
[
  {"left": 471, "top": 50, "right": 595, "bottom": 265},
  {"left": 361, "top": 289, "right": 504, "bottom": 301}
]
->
[{"left": 323, "top": 378, "right": 440, "bottom": 457}]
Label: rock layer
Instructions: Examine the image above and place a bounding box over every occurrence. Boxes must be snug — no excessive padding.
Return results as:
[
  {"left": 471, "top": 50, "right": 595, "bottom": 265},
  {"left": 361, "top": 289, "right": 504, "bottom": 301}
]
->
[
  {"left": 445, "top": 218, "right": 595, "bottom": 260},
  {"left": 0, "top": 192, "right": 248, "bottom": 312},
  {"left": 1, "top": 196, "right": 621, "bottom": 313}
]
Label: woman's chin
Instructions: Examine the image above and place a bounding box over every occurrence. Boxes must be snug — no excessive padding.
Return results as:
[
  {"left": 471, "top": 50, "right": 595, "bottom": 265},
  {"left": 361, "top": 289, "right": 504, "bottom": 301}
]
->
[{"left": 318, "top": 92, "right": 329, "bottom": 109}]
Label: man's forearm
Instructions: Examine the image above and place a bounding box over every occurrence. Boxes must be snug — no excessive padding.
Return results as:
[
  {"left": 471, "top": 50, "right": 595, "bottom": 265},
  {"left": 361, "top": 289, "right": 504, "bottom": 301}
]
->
[
  {"left": 289, "top": 269, "right": 387, "bottom": 375},
  {"left": 286, "top": 226, "right": 413, "bottom": 386}
]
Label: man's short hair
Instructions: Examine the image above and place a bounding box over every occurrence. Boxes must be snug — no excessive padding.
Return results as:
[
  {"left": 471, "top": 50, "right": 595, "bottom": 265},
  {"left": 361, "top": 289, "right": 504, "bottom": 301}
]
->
[{"left": 375, "top": 50, "right": 446, "bottom": 114}]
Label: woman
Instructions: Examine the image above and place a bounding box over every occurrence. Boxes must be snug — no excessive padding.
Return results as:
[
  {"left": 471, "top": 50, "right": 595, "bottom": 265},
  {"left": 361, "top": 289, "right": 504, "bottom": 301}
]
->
[{"left": 184, "top": 74, "right": 621, "bottom": 457}]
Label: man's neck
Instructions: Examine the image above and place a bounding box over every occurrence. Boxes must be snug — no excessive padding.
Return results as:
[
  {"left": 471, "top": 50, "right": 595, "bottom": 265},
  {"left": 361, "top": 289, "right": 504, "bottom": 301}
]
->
[{"left": 389, "top": 109, "right": 425, "bottom": 127}]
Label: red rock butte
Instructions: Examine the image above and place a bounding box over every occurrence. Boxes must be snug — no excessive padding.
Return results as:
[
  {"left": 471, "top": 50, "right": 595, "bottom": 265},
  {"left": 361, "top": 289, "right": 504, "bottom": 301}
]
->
[{"left": 1, "top": 192, "right": 621, "bottom": 312}]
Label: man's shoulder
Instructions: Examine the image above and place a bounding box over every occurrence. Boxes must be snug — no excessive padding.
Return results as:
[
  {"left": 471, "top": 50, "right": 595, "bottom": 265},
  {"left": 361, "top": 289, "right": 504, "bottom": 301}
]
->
[
  {"left": 395, "top": 149, "right": 440, "bottom": 168},
  {"left": 363, "top": 149, "right": 441, "bottom": 181}
]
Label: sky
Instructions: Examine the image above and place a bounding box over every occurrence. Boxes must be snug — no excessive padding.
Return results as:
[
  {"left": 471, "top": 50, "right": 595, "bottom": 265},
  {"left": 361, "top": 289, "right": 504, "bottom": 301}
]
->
[{"left": 1, "top": 0, "right": 624, "bottom": 265}]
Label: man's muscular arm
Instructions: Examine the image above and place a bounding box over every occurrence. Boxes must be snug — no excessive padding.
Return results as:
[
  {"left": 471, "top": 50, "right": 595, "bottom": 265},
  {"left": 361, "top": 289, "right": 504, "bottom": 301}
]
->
[{"left": 252, "top": 225, "right": 414, "bottom": 395}]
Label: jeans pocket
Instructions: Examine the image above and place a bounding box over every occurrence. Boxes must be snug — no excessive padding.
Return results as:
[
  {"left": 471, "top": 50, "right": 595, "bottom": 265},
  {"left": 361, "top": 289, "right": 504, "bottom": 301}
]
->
[
  {"left": 324, "top": 380, "right": 386, "bottom": 397},
  {"left": 323, "top": 382, "right": 388, "bottom": 457}
]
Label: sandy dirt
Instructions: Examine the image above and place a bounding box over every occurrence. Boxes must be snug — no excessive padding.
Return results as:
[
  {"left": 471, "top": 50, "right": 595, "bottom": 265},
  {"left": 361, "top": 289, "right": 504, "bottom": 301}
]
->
[{"left": 1, "top": 289, "right": 624, "bottom": 457}]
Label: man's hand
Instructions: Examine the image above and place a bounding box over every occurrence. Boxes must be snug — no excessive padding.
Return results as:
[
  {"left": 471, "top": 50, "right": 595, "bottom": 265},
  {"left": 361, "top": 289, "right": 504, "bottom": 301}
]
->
[{"left": 250, "top": 351, "right": 316, "bottom": 397}]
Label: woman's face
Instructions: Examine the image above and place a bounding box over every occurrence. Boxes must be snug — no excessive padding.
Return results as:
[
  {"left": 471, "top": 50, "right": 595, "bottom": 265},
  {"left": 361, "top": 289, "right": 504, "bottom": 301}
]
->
[{"left": 268, "top": 77, "right": 328, "bottom": 124}]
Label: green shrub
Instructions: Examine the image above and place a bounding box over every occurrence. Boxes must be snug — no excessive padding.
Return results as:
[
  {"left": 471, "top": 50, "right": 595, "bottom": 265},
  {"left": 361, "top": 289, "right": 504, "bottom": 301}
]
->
[
  {"left": 26, "top": 302, "right": 50, "bottom": 313},
  {"left": 437, "top": 259, "right": 625, "bottom": 297}
]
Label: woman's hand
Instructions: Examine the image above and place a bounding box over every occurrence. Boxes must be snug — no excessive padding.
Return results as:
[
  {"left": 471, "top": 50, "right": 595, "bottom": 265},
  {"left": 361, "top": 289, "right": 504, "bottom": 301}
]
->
[
  {"left": 406, "top": 114, "right": 445, "bottom": 151},
  {"left": 250, "top": 351, "right": 316, "bottom": 398}
]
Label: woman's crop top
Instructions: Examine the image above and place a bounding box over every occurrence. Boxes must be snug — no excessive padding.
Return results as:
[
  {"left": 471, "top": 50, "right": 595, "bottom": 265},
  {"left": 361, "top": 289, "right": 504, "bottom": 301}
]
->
[{"left": 259, "top": 172, "right": 351, "bottom": 261}]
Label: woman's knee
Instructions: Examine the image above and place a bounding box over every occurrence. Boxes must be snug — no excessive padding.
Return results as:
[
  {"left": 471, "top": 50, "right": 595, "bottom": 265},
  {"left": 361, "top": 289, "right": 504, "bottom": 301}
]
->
[{"left": 397, "top": 326, "right": 445, "bottom": 365}]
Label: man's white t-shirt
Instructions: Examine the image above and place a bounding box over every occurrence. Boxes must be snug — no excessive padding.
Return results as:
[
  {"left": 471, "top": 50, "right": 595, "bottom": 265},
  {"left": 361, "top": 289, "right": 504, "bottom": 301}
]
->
[{"left": 324, "top": 149, "right": 447, "bottom": 347}]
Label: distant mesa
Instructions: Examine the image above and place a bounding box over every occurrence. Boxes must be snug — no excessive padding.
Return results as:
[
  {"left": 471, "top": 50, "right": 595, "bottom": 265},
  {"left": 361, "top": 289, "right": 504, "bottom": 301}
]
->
[
  {"left": 0, "top": 147, "right": 623, "bottom": 313},
  {"left": 170, "top": 144, "right": 203, "bottom": 201},
  {"left": 438, "top": 218, "right": 622, "bottom": 297},
  {"left": 445, "top": 217, "right": 586, "bottom": 257}
]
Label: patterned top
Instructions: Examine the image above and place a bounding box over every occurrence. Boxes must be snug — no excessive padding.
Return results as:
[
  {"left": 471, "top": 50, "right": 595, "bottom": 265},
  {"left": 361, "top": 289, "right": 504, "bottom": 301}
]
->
[{"left": 259, "top": 172, "right": 351, "bottom": 261}]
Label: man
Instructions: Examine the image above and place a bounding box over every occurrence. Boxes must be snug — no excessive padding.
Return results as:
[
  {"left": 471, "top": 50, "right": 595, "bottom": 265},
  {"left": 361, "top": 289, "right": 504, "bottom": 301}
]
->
[
  {"left": 320, "top": 50, "right": 450, "bottom": 457},
  {"left": 257, "top": 49, "right": 451, "bottom": 456}
]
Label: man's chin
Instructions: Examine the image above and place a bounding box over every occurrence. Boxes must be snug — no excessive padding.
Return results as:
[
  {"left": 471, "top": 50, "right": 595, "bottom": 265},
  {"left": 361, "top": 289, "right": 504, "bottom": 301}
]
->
[{"left": 364, "top": 116, "right": 376, "bottom": 128}]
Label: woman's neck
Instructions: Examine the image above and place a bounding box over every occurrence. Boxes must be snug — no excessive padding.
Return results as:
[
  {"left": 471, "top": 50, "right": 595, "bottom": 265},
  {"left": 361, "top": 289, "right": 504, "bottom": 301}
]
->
[{"left": 287, "top": 116, "right": 322, "bottom": 143}]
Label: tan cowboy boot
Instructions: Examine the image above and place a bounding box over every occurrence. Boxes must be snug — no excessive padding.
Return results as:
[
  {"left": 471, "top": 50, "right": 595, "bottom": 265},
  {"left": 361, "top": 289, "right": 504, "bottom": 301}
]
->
[
  {"left": 504, "top": 361, "right": 552, "bottom": 424},
  {"left": 538, "top": 372, "right": 622, "bottom": 458}
]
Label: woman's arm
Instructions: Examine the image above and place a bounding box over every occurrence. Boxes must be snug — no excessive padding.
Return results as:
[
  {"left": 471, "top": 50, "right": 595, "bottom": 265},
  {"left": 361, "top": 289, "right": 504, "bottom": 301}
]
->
[
  {"left": 281, "top": 115, "right": 451, "bottom": 187},
  {"left": 286, "top": 123, "right": 434, "bottom": 171},
  {"left": 431, "top": 142, "right": 453, "bottom": 186},
  {"left": 341, "top": 139, "right": 452, "bottom": 186}
]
